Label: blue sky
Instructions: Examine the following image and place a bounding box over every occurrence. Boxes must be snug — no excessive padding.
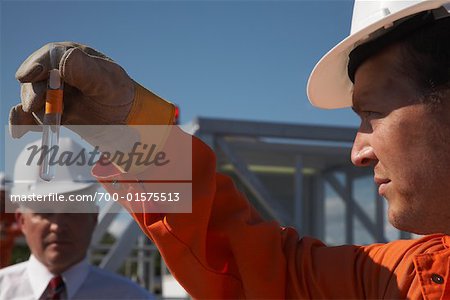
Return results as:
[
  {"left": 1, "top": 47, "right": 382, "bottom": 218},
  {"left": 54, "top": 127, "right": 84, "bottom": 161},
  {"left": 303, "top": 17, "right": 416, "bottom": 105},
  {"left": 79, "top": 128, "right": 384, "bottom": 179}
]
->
[{"left": 1, "top": 0, "right": 358, "bottom": 171}]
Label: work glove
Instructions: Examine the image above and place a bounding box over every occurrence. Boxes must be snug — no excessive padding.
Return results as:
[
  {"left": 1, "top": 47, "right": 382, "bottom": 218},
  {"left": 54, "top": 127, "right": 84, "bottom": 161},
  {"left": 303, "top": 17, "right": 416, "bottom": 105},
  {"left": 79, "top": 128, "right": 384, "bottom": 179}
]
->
[
  {"left": 9, "top": 41, "right": 135, "bottom": 139},
  {"left": 9, "top": 41, "right": 177, "bottom": 174}
]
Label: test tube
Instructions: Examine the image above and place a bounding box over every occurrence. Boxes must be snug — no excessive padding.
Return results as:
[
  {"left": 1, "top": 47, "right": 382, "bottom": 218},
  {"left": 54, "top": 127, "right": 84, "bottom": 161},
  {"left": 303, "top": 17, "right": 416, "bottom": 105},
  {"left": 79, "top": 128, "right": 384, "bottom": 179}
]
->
[{"left": 39, "top": 44, "right": 64, "bottom": 181}]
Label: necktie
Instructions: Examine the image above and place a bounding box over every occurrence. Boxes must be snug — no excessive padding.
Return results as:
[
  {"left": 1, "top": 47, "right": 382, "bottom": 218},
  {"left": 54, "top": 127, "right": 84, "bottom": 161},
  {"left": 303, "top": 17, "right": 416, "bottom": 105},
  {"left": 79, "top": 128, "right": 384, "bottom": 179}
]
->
[{"left": 46, "top": 275, "right": 65, "bottom": 300}]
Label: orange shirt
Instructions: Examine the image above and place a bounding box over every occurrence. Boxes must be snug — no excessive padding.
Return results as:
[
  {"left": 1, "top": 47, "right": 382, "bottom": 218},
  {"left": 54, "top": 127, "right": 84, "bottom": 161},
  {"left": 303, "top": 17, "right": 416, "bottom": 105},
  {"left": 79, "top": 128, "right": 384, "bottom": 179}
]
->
[{"left": 93, "top": 84, "right": 450, "bottom": 299}]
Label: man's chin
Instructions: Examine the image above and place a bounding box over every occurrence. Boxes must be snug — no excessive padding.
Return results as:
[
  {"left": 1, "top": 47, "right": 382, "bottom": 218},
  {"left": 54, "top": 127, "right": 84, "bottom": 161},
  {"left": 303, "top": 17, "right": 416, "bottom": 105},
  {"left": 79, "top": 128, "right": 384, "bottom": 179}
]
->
[
  {"left": 387, "top": 209, "right": 434, "bottom": 235},
  {"left": 44, "top": 251, "right": 77, "bottom": 273}
]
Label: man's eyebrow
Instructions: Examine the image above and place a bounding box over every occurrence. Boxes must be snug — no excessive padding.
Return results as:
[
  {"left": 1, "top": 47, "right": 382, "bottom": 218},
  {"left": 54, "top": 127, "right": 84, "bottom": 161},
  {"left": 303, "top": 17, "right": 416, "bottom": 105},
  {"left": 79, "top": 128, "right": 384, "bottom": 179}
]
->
[{"left": 351, "top": 90, "right": 372, "bottom": 113}]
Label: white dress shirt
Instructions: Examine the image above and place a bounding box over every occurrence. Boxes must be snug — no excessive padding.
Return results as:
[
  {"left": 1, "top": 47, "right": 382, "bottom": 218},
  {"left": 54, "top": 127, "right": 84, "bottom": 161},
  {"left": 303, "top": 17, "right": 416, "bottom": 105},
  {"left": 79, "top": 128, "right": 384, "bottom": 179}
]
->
[{"left": 0, "top": 255, "right": 155, "bottom": 300}]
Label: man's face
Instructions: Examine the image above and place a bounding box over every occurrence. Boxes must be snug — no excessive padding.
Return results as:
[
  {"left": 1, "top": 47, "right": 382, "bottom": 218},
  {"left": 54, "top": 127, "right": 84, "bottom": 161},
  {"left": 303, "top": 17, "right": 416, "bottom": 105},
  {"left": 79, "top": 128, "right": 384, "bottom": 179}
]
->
[
  {"left": 351, "top": 43, "right": 450, "bottom": 235},
  {"left": 16, "top": 207, "right": 97, "bottom": 274}
]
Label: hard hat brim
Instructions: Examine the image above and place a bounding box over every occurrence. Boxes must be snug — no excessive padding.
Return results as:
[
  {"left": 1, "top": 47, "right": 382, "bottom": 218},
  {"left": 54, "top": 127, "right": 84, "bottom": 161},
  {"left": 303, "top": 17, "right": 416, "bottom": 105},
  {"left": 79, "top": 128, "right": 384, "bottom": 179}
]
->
[
  {"left": 11, "top": 181, "right": 95, "bottom": 198},
  {"left": 307, "top": 0, "right": 449, "bottom": 109}
]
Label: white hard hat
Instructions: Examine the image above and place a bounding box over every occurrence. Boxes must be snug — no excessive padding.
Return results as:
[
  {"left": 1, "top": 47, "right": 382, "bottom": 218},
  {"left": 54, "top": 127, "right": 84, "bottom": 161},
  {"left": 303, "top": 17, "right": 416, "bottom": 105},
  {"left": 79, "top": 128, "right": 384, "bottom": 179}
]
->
[
  {"left": 307, "top": 0, "right": 450, "bottom": 109},
  {"left": 12, "top": 138, "right": 96, "bottom": 197}
]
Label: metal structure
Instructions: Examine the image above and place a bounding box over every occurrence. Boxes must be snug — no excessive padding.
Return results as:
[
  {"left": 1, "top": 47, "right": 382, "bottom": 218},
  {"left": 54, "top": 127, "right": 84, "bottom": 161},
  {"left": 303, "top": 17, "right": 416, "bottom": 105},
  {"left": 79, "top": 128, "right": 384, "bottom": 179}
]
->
[{"left": 87, "top": 117, "right": 412, "bottom": 297}]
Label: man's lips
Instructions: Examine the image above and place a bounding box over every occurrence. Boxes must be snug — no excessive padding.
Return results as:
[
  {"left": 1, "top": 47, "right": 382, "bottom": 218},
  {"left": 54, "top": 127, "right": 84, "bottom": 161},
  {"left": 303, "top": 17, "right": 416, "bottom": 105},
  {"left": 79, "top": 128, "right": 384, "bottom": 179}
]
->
[
  {"left": 45, "top": 240, "right": 72, "bottom": 247},
  {"left": 374, "top": 177, "right": 391, "bottom": 195}
]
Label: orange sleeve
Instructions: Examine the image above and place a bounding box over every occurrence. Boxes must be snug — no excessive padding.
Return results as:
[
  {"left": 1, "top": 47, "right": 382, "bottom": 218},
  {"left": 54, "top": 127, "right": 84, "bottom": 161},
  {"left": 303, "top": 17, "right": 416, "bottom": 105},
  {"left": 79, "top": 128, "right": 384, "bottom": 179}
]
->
[
  {"left": 126, "top": 82, "right": 176, "bottom": 126},
  {"left": 94, "top": 83, "right": 445, "bottom": 298}
]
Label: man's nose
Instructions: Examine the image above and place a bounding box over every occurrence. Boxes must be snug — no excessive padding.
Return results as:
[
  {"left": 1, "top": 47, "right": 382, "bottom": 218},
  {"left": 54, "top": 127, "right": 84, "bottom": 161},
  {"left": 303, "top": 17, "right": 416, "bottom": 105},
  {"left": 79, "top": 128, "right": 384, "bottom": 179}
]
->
[
  {"left": 351, "top": 132, "right": 377, "bottom": 167},
  {"left": 49, "top": 214, "right": 67, "bottom": 232}
]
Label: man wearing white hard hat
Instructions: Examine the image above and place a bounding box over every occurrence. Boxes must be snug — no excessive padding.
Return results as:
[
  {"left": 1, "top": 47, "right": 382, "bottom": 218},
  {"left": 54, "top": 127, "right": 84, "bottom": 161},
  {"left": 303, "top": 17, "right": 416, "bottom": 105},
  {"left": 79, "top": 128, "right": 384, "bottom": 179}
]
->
[
  {"left": 0, "top": 139, "right": 155, "bottom": 299},
  {"left": 7, "top": 0, "right": 450, "bottom": 298},
  {"left": 0, "top": 173, "right": 21, "bottom": 268}
]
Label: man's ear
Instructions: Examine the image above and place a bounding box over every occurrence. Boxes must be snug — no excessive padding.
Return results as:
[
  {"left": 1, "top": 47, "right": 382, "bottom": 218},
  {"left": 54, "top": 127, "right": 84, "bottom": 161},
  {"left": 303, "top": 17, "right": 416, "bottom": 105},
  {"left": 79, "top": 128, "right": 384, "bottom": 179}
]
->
[
  {"left": 92, "top": 210, "right": 99, "bottom": 225},
  {"left": 91, "top": 205, "right": 99, "bottom": 224},
  {"left": 15, "top": 208, "right": 26, "bottom": 233}
]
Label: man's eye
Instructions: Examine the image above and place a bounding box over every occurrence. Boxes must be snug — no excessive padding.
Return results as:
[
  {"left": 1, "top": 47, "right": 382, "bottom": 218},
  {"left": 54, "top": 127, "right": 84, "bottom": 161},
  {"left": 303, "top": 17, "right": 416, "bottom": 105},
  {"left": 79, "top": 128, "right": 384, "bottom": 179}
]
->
[{"left": 361, "top": 111, "right": 381, "bottom": 118}]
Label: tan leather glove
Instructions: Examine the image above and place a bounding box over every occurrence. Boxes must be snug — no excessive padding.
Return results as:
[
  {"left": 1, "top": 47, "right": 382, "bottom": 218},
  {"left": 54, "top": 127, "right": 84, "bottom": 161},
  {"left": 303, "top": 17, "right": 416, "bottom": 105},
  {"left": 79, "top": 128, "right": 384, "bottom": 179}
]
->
[
  {"left": 10, "top": 41, "right": 136, "bottom": 138},
  {"left": 9, "top": 41, "right": 177, "bottom": 174}
]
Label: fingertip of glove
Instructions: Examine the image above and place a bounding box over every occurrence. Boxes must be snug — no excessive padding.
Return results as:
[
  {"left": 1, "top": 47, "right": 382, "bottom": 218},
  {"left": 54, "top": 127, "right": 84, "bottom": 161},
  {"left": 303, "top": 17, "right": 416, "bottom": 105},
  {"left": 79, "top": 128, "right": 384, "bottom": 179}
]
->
[
  {"left": 9, "top": 104, "right": 20, "bottom": 121},
  {"left": 8, "top": 104, "right": 41, "bottom": 138},
  {"left": 9, "top": 105, "right": 23, "bottom": 138},
  {"left": 15, "top": 62, "right": 44, "bottom": 83}
]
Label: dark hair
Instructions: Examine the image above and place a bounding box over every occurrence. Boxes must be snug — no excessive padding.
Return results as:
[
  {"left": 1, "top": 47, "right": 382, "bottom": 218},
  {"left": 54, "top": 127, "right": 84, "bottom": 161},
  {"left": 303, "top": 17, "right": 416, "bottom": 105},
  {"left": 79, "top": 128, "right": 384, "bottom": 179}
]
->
[
  {"left": 399, "top": 17, "right": 450, "bottom": 104},
  {"left": 348, "top": 9, "right": 450, "bottom": 105}
]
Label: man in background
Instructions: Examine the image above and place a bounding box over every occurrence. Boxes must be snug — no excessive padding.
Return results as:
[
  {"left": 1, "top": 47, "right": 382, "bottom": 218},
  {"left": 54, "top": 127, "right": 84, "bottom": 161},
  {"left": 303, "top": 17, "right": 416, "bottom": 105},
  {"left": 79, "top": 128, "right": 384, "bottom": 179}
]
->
[{"left": 0, "top": 139, "right": 155, "bottom": 300}]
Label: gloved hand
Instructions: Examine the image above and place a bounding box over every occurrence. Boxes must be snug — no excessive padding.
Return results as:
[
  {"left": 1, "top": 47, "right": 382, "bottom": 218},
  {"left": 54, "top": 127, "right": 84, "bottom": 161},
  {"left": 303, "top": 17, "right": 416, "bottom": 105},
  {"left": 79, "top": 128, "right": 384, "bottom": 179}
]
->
[
  {"left": 9, "top": 41, "right": 177, "bottom": 174},
  {"left": 9, "top": 41, "right": 135, "bottom": 138}
]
